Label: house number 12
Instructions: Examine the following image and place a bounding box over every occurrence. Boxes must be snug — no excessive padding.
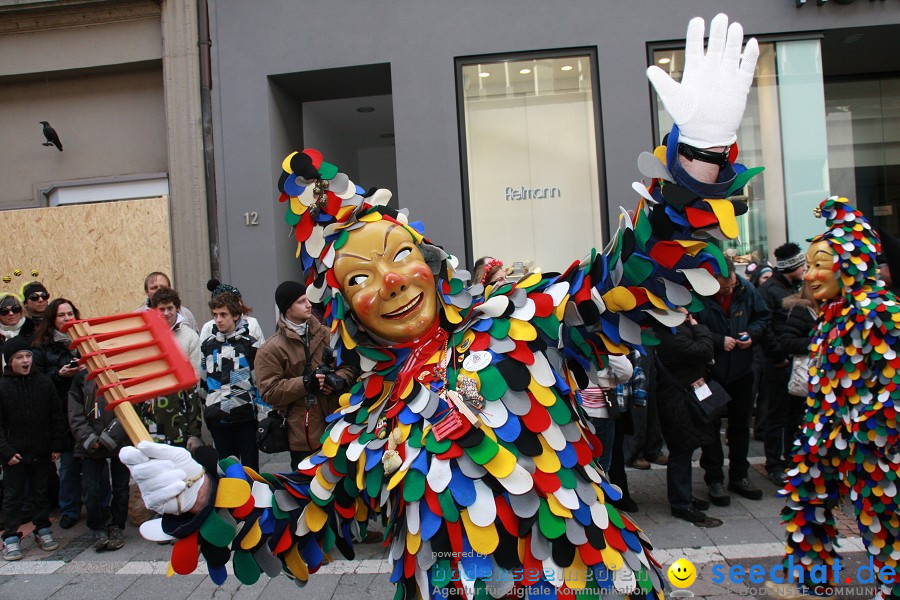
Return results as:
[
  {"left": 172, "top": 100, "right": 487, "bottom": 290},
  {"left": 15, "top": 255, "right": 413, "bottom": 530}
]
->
[{"left": 244, "top": 212, "right": 259, "bottom": 226}]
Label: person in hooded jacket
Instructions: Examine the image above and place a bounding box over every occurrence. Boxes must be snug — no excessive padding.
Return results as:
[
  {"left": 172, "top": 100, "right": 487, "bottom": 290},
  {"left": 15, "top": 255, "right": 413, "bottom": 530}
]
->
[
  {"left": 255, "top": 281, "right": 358, "bottom": 469},
  {"left": 654, "top": 311, "right": 721, "bottom": 527},
  {"left": 67, "top": 370, "right": 131, "bottom": 552}
]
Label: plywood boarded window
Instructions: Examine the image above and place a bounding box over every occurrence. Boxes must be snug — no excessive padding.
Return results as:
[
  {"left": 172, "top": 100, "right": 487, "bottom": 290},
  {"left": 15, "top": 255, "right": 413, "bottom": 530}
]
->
[{"left": 1, "top": 197, "right": 172, "bottom": 318}]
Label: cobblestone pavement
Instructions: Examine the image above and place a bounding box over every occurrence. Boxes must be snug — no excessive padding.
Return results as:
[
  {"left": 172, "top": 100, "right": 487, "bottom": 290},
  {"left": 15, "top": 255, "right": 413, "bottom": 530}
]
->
[{"left": 0, "top": 440, "right": 880, "bottom": 599}]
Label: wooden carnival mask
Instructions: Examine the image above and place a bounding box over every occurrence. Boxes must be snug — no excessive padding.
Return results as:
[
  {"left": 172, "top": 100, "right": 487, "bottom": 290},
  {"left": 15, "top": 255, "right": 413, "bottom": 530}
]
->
[
  {"left": 803, "top": 240, "right": 841, "bottom": 301},
  {"left": 334, "top": 219, "right": 439, "bottom": 344}
]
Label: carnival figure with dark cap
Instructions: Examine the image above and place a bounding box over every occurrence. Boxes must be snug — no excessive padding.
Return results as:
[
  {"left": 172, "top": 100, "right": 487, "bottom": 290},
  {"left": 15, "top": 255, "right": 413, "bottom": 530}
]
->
[{"left": 118, "top": 14, "right": 761, "bottom": 600}]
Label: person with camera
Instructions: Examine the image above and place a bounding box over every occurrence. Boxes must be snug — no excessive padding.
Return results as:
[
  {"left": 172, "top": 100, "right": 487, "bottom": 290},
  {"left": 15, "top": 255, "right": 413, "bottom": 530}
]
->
[
  {"left": 255, "top": 281, "right": 358, "bottom": 469},
  {"left": 31, "top": 297, "right": 86, "bottom": 530}
]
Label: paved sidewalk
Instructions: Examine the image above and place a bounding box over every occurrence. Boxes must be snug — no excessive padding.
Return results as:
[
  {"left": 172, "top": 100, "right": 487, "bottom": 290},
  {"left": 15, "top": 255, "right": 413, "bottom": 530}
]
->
[{"left": 0, "top": 440, "right": 879, "bottom": 599}]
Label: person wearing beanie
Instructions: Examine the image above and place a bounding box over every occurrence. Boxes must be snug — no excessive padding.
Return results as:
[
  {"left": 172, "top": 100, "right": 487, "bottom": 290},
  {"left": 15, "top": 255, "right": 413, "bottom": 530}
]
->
[
  {"left": 200, "top": 292, "right": 262, "bottom": 471},
  {"left": 758, "top": 241, "right": 808, "bottom": 486},
  {"left": 198, "top": 278, "right": 265, "bottom": 344},
  {"left": 136, "top": 272, "right": 198, "bottom": 333},
  {"left": 746, "top": 262, "right": 773, "bottom": 288},
  {"left": 255, "top": 281, "right": 358, "bottom": 468},
  {"left": 0, "top": 335, "right": 65, "bottom": 560},
  {"left": 18, "top": 282, "right": 49, "bottom": 342}
]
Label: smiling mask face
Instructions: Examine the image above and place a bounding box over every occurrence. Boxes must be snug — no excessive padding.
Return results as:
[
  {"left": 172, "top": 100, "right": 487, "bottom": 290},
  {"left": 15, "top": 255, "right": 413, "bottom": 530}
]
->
[
  {"left": 334, "top": 219, "right": 438, "bottom": 344},
  {"left": 803, "top": 240, "right": 841, "bottom": 301}
]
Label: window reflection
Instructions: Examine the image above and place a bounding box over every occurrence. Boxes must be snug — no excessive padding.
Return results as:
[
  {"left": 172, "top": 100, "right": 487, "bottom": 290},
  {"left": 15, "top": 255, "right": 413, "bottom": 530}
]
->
[{"left": 460, "top": 54, "right": 603, "bottom": 273}]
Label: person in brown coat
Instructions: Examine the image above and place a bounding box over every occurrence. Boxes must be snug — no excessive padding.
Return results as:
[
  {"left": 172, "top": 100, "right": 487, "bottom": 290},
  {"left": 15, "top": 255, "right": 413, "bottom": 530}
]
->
[{"left": 254, "top": 281, "right": 358, "bottom": 469}]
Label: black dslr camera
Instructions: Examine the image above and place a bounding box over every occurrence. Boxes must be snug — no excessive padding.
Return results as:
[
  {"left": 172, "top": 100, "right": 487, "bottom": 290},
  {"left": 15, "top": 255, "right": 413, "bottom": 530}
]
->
[{"left": 303, "top": 346, "right": 347, "bottom": 395}]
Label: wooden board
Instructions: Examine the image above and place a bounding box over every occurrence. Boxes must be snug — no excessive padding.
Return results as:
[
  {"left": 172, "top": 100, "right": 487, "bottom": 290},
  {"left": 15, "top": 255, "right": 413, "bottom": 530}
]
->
[{"left": 0, "top": 197, "right": 171, "bottom": 316}]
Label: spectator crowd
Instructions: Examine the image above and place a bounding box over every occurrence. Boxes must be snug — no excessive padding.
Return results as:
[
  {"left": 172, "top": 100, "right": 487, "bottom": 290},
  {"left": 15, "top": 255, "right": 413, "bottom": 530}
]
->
[{"left": 0, "top": 233, "right": 896, "bottom": 560}]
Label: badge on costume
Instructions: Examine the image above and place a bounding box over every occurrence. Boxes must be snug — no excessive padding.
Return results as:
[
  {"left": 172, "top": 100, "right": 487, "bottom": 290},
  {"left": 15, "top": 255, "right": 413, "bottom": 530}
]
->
[{"left": 462, "top": 351, "right": 491, "bottom": 372}]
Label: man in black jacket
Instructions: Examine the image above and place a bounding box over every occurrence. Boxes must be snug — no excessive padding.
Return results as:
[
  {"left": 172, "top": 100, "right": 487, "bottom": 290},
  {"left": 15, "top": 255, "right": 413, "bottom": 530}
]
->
[
  {"left": 0, "top": 337, "right": 64, "bottom": 560},
  {"left": 696, "top": 258, "right": 770, "bottom": 506},
  {"left": 758, "top": 242, "right": 807, "bottom": 485}
]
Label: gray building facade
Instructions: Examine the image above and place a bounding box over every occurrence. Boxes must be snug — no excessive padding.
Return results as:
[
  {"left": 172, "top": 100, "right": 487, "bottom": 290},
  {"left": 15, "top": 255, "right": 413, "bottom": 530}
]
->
[{"left": 207, "top": 0, "right": 900, "bottom": 331}]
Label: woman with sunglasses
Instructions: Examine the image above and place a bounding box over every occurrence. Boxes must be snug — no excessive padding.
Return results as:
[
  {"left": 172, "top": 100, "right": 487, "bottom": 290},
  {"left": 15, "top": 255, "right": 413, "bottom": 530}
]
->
[
  {"left": 18, "top": 282, "right": 50, "bottom": 342},
  {"left": 31, "top": 297, "right": 90, "bottom": 530},
  {"left": 0, "top": 295, "right": 26, "bottom": 366}
]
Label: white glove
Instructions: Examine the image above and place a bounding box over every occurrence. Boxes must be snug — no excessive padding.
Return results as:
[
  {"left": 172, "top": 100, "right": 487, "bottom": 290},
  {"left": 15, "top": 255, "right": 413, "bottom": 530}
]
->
[
  {"left": 646, "top": 13, "right": 759, "bottom": 148},
  {"left": 119, "top": 441, "right": 206, "bottom": 515}
]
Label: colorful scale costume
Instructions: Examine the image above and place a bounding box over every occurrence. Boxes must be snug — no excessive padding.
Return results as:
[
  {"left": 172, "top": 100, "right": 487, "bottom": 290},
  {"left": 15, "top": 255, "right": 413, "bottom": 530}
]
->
[
  {"left": 777, "top": 197, "right": 900, "bottom": 598},
  {"left": 148, "top": 140, "right": 762, "bottom": 600}
]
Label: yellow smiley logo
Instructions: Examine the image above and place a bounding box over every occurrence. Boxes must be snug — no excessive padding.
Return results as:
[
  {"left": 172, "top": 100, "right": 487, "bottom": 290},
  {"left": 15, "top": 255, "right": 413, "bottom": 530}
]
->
[{"left": 667, "top": 558, "right": 697, "bottom": 588}]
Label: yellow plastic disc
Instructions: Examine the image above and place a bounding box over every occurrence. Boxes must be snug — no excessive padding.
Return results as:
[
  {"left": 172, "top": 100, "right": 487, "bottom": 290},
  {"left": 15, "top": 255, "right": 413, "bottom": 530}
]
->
[
  {"left": 285, "top": 543, "right": 310, "bottom": 581},
  {"left": 240, "top": 518, "right": 262, "bottom": 550},
  {"left": 215, "top": 478, "right": 252, "bottom": 508},
  {"left": 546, "top": 493, "right": 573, "bottom": 519},
  {"left": 484, "top": 446, "right": 517, "bottom": 479},
  {"left": 705, "top": 199, "right": 739, "bottom": 239},
  {"left": 460, "top": 510, "right": 499, "bottom": 555},
  {"left": 304, "top": 502, "right": 329, "bottom": 532},
  {"left": 601, "top": 287, "right": 636, "bottom": 312},
  {"left": 600, "top": 546, "right": 624, "bottom": 571},
  {"left": 508, "top": 319, "right": 537, "bottom": 341}
]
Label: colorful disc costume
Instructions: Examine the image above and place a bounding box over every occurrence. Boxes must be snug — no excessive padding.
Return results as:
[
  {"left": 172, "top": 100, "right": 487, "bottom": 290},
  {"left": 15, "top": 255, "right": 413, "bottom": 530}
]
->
[
  {"left": 144, "top": 138, "right": 763, "bottom": 600},
  {"left": 775, "top": 197, "right": 900, "bottom": 599},
  {"left": 123, "top": 14, "right": 767, "bottom": 600}
]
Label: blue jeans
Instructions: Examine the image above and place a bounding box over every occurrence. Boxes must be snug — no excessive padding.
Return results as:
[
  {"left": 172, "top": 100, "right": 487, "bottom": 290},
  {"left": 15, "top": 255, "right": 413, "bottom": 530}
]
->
[
  {"left": 591, "top": 418, "right": 615, "bottom": 474},
  {"left": 58, "top": 451, "right": 82, "bottom": 518},
  {"left": 667, "top": 446, "right": 695, "bottom": 510}
]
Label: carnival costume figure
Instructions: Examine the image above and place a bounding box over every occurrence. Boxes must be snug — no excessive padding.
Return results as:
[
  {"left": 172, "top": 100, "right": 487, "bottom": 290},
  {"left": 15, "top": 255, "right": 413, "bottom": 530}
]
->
[
  {"left": 119, "top": 14, "right": 761, "bottom": 600},
  {"left": 765, "top": 198, "right": 900, "bottom": 600}
]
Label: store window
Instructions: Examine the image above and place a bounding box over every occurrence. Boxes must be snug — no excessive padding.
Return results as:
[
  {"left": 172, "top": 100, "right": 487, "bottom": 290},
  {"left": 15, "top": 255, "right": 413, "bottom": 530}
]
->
[
  {"left": 457, "top": 51, "right": 605, "bottom": 273},
  {"left": 652, "top": 39, "right": 830, "bottom": 263},
  {"left": 825, "top": 77, "right": 900, "bottom": 236}
]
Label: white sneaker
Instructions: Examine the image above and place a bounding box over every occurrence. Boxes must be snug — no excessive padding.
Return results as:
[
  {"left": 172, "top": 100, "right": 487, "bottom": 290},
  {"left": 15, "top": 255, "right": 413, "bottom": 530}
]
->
[
  {"left": 34, "top": 528, "right": 59, "bottom": 551},
  {"left": 2, "top": 537, "right": 22, "bottom": 561}
]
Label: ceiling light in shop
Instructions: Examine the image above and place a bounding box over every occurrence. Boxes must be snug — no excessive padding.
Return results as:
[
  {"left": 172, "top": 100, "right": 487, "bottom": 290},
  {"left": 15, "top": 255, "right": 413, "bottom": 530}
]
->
[
  {"left": 479, "top": 72, "right": 490, "bottom": 78},
  {"left": 658, "top": 57, "right": 671, "bottom": 65},
  {"left": 356, "top": 106, "right": 375, "bottom": 113},
  {"left": 560, "top": 65, "right": 573, "bottom": 71},
  {"left": 519, "top": 68, "right": 531, "bottom": 74}
]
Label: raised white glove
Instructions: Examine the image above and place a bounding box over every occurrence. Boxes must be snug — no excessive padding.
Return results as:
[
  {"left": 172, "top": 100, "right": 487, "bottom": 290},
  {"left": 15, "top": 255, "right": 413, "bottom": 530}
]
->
[
  {"left": 646, "top": 13, "right": 759, "bottom": 148},
  {"left": 119, "top": 440, "right": 206, "bottom": 515}
]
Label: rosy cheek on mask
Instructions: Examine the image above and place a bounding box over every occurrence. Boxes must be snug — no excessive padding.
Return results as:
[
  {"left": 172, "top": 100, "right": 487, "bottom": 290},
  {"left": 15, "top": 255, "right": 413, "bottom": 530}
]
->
[
  {"left": 409, "top": 263, "right": 435, "bottom": 284},
  {"left": 351, "top": 289, "right": 379, "bottom": 321}
]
